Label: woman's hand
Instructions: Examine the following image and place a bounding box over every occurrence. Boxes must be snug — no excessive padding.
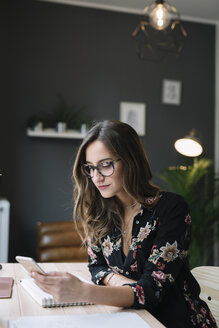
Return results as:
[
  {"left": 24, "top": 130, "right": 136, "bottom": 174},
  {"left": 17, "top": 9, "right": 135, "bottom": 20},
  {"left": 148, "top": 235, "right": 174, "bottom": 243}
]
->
[
  {"left": 31, "top": 271, "right": 87, "bottom": 303},
  {"left": 32, "top": 271, "right": 135, "bottom": 307}
]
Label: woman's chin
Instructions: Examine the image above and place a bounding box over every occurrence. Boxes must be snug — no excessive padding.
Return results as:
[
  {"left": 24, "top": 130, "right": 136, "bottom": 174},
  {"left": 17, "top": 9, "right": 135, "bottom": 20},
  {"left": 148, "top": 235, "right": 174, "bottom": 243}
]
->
[{"left": 99, "top": 190, "right": 114, "bottom": 198}]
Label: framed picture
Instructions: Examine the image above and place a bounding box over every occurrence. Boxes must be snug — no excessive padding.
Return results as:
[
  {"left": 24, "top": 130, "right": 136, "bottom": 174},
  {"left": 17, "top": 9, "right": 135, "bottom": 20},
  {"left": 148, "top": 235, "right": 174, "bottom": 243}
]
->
[
  {"left": 162, "top": 79, "right": 182, "bottom": 105},
  {"left": 120, "top": 102, "right": 146, "bottom": 136}
]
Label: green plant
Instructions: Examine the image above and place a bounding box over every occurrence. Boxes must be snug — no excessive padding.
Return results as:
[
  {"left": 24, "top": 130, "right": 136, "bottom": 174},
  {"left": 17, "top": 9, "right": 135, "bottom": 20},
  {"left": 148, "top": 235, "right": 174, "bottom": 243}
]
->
[
  {"left": 158, "top": 158, "right": 219, "bottom": 269},
  {"left": 47, "top": 94, "right": 86, "bottom": 129}
]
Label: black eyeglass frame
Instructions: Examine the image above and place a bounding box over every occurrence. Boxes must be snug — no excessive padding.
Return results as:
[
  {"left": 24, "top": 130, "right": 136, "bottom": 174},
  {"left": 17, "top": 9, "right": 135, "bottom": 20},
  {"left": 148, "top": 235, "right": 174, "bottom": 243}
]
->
[{"left": 81, "top": 159, "right": 121, "bottom": 178}]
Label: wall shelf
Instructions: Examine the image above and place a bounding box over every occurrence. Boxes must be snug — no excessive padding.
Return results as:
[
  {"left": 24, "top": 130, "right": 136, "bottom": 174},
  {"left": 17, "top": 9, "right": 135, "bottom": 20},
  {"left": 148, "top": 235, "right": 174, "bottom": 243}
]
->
[{"left": 27, "top": 128, "right": 86, "bottom": 139}]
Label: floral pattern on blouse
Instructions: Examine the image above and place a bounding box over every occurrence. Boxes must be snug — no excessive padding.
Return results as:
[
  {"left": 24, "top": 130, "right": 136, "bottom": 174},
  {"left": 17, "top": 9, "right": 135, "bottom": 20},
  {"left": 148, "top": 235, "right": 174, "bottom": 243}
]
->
[
  {"left": 160, "top": 241, "right": 180, "bottom": 263},
  {"left": 87, "top": 243, "right": 102, "bottom": 265},
  {"left": 88, "top": 192, "right": 217, "bottom": 328},
  {"left": 131, "top": 284, "right": 145, "bottom": 305},
  {"left": 137, "top": 222, "right": 152, "bottom": 242},
  {"left": 102, "top": 235, "right": 114, "bottom": 257},
  {"left": 183, "top": 280, "right": 217, "bottom": 327}
]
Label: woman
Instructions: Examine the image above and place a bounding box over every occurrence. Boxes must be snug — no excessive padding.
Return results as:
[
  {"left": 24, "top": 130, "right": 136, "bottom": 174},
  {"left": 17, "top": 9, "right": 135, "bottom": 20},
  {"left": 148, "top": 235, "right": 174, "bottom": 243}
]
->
[{"left": 32, "top": 120, "right": 217, "bottom": 328}]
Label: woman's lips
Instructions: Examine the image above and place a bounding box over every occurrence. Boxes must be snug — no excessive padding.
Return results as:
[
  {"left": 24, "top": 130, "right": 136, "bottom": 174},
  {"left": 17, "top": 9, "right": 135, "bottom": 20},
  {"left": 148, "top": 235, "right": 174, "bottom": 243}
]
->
[{"left": 97, "top": 185, "right": 110, "bottom": 191}]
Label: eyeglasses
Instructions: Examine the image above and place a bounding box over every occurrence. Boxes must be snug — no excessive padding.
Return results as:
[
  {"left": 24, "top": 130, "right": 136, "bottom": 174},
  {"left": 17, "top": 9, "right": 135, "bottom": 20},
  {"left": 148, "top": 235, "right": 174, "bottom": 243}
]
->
[{"left": 81, "top": 159, "right": 121, "bottom": 178}]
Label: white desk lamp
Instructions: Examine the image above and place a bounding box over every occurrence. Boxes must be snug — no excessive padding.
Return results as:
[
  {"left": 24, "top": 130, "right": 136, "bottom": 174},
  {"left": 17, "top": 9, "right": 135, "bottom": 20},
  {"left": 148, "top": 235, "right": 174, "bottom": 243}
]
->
[{"left": 174, "top": 129, "right": 203, "bottom": 157}]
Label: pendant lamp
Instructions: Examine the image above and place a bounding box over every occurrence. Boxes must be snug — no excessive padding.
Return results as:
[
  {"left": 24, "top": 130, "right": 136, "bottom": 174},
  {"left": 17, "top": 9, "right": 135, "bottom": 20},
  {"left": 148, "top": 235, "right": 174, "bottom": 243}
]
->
[{"left": 132, "top": 0, "right": 187, "bottom": 61}]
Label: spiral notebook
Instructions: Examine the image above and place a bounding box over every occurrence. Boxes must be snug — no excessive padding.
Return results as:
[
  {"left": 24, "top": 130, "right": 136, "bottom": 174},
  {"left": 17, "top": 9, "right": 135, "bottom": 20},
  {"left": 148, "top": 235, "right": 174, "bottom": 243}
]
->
[{"left": 20, "top": 277, "right": 92, "bottom": 308}]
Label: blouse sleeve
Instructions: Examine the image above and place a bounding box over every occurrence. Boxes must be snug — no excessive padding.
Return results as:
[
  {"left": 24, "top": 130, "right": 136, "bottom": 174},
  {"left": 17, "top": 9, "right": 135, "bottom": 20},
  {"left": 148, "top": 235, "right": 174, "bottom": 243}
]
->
[
  {"left": 88, "top": 242, "right": 114, "bottom": 285},
  {"left": 125, "top": 193, "right": 191, "bottom": 311}
]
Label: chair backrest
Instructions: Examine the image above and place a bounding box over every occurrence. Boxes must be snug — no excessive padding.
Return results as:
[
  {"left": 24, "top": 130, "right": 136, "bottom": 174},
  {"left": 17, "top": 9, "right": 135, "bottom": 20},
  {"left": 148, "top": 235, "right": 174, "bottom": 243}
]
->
[
  {"left": 36, "top": 221, "right": 87, "bottom": 262},
  {"left": 191, "top": 266, "right": 219, "bottom": 326}
]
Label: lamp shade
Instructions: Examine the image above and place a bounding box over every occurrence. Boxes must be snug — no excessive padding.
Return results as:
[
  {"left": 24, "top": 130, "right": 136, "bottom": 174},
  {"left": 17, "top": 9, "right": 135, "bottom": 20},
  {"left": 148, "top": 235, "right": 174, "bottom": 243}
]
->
[
  {"left": 174, "top": 130, "right": 203, "bottom": 157},
  {"left": 132, "top": 0, "right": 187, "bottom": 61}
]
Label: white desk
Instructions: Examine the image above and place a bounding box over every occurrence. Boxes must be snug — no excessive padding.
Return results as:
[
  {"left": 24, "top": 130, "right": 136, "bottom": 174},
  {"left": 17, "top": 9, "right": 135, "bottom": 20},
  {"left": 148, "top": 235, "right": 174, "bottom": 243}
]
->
[{"left": 0, "top": 262, "right": 165, "bottom": 327}]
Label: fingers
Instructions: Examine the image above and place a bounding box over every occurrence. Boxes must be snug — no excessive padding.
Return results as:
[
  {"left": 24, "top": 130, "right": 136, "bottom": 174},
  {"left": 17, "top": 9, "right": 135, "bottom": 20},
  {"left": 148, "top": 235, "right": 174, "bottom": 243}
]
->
[
  {"left": 32, "top": 271, "right": 67, "bottom": 277},
  {"left": 31, "top": 272, "right": 68, "bottom": 297},
  {"left": 31, "top": 272, "right": 59, "bottom": 284},
  {"left": 43, "top": 271, "right": 69, "bottom": 277},
  {"left": 31, "top": 272, "right": 74, "bottom": 302},
  {"left": 30, "top": 271, "right": 84, "bottom": 303},
  {"left": 31, "top": 271, "right": 74, "bottom": 285},
  {"left": 34, "top": 280, "right": 52, "bottom": 294}
]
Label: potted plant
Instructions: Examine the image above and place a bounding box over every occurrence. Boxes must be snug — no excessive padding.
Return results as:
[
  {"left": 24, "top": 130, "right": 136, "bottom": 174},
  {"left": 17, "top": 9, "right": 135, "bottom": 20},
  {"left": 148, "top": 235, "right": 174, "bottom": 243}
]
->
[
  {"left": 48, "top": 94, "right": 86, "bottom": 132},
  {"left": 158, "top": 158, "right": 219, "bottom": 269}
]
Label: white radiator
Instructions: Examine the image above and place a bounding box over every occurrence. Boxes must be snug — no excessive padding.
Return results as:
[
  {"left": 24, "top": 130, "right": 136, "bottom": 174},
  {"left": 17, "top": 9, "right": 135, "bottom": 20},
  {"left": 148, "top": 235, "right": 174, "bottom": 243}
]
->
[{"left": 0, "top": 199, "right": 10, "bottom": 262}]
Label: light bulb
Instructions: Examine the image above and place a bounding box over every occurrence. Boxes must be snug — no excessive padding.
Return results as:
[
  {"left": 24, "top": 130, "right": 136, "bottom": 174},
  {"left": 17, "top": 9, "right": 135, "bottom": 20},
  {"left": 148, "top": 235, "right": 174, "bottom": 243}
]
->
[{"left": 149, "top": 4, "right": 171, "bottom": 30}]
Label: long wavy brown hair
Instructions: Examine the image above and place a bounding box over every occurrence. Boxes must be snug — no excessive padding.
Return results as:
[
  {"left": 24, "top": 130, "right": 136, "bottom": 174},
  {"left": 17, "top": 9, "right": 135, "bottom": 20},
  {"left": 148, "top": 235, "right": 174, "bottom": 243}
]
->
[{"left": 73, "top": 120, "right": 159, "bottom": 245}]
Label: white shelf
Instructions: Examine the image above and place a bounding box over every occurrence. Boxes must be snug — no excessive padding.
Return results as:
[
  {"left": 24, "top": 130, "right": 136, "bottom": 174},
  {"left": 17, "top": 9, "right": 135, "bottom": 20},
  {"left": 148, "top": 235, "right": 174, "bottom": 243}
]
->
[{"left": 27, "top": 128, "right": 86, "bottom": 139}]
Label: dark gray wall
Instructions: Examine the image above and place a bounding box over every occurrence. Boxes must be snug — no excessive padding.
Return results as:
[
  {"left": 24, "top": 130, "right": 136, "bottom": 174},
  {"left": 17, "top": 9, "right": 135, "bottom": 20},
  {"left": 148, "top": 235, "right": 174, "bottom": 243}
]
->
[{"left": 0, "top": 0, "right": 215, "bottom": 261}]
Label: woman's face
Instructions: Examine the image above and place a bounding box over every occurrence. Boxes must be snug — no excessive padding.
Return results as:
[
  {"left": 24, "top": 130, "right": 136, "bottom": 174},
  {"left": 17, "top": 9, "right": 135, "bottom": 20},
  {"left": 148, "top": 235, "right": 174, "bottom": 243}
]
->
[{"left": 85, "top": 140, "right": 126, "bottom": 201}]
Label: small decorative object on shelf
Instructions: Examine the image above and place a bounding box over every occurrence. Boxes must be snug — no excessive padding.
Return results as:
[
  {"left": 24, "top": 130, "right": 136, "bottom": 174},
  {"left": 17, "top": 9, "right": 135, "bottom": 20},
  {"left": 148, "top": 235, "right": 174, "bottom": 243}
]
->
[
  {"left": 80, "top": 123, "right": 87, "bottom": 134},
  {"left": 27, "top": 114, "right": 44, "bottom": 132},
  {"left": 26, "top": 128, "right": 86, "bottom": 139},
  {"left": 34, "top": 121, "right": 43, "bottom": 132},
  {"left": 57, "top": 122, "right": 67, "bottom": 133}
]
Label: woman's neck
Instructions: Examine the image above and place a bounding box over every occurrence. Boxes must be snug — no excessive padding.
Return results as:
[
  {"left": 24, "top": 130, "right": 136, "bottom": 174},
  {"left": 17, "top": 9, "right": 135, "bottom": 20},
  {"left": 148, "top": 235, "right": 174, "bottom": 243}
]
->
[{"left": 116, "top": 191, "right": 136, "bottom": 208}]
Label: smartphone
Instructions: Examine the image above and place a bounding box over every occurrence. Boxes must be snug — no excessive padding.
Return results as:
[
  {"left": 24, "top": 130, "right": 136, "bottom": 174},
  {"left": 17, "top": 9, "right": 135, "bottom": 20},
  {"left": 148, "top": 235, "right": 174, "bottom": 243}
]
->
[{"left": 15, "top": 256, "right": 46, "bottom": 275}]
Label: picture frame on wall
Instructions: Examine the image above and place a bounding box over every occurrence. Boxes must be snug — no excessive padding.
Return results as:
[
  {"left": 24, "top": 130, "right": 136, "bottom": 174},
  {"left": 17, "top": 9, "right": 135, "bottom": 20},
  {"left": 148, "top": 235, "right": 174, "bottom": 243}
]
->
[
  {"left": 162, "top": 79, "right": 182, "bottom": 105},
  {"left": 120, "top": 102, "right": 146, "bottom": 136}
]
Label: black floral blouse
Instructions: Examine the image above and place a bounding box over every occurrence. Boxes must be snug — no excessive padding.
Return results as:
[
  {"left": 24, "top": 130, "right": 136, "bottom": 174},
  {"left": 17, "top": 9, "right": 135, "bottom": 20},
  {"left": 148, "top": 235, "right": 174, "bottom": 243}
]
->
[{"left": 88, "top": 192, "right": 217, "bottom": 328}]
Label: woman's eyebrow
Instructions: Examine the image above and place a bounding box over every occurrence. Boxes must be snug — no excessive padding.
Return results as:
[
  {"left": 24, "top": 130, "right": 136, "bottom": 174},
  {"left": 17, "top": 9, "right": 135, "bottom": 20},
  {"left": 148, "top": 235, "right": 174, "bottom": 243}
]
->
[{"left": 85, "top": 157, "right": 113, "bottom": 164}]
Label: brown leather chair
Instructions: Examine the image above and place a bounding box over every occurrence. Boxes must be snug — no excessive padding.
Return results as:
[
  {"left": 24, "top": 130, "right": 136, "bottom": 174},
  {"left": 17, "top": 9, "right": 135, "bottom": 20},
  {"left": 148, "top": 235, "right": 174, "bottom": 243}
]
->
[{"left": 36, "top": 221, "right": 87, "bottom": 262}]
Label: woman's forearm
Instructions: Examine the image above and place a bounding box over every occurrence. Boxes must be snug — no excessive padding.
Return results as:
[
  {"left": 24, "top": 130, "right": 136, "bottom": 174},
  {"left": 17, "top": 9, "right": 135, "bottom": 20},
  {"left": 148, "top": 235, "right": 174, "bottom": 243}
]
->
[
  {"left": 84, "top": 283, "right": 135, "bottom": 307},
  {"left": 103, "top": 272, "right": 137, "bottom": 286}
]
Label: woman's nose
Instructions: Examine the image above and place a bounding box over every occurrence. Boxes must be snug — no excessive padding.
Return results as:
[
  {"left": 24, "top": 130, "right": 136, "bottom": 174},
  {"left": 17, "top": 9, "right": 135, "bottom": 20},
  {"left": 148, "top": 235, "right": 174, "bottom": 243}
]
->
[{"left": 92, "top": 169, "right": 104, "bottom": 182}]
